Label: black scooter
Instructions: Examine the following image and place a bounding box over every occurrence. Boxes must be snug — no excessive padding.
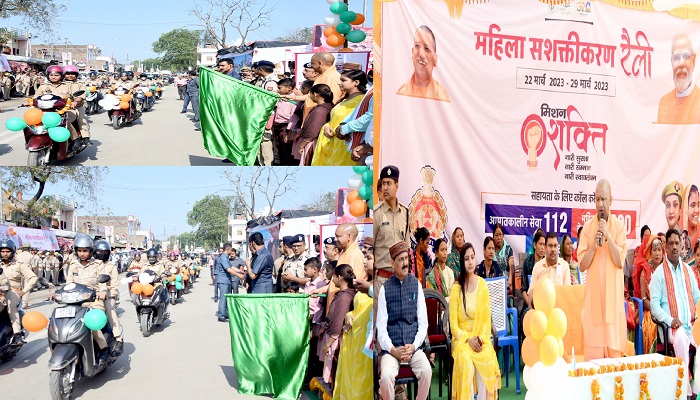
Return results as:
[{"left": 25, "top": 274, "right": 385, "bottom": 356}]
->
[
  {"left": 47, "top": 275, "right": 121, "bottom": 400},
  {"left": 126, "top": 269, "right": 169, "bottom": 337}
]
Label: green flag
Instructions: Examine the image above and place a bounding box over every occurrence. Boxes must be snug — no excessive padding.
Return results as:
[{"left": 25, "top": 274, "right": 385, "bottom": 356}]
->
[
  {"left": 226, "top": 293, "right": 310, "bottom": 400},
  {"left": 199, "top": 67, "right": 279, "bottom": 165}
]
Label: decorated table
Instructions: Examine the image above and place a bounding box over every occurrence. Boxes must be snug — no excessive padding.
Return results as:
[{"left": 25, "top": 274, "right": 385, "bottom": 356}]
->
[{"left": 565, "top": 354, "right": 687, "bottom": 400}]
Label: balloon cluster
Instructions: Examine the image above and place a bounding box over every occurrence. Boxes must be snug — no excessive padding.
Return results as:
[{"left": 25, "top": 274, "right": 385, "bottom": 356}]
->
[
  {"left": 323, "top": 0, "right": 367, "bottom": 48},
  {"left": 5, "top": 109, "right": 70, "bottom": 143},
  {"left": 347, "top": 161, "right": 374, "bottom": 218},
  {"left": 521, "top": 277, "right": 570, "bottom": 399}
]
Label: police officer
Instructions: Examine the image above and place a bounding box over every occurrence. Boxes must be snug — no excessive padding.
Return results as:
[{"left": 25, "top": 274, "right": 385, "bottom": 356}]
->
[
  {"left": 322, "top": 237, "right": 340, "bottom": 279},
  {"left": 93, "top": 240, "right": 123, "bottom": 355},
  {"left": 0, "top": 239, "right": 37, "bottom": 344},
  {"left": 127, "top": 252, "right": 144, "bottom": 271},
  {"left": 0, "top": 72, "right": 11, "bottom": 100},
  {"left": 66, "top": 235, "right": 111, "bottom": 364},
  {"left": 143, "top": 248, "right": 165, "bottom": 276},
  {"left": 273, "top": 236, "right": 292, "bottom": 291},
  {"left": 373, "top": 166, "right": 410, "bottom": 296},
  {"left": 44, "top": 251, "right": 60, "bottom": 284},
  {"left": 62, "top": 65, "right": 90, "bottom": 147},
  {"left": 35, "top": 65, "right": 83, "bottom": 151},
  {"left": 281, "top": 234, "right": 310, "bottom": 292}
]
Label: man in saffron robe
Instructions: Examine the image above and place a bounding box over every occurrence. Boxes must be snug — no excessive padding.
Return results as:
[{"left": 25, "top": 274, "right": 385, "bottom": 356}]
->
[{"left": 397, "top": 25, "right": 450, "bottom": 102}]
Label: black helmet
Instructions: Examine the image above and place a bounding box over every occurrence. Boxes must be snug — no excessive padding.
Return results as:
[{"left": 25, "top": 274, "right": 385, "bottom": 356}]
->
[
  {"left": 146, "top": 247, "right": 158, "bottom": 264},
  {"left": 126, "top": 71, "right": 134, "bottom": 79},
  {"left": 180, "top": 252, "right": 188, "bottom": 257},
  {"left": 94, "top": 240, "right": 111, "bottom": 261},
  {"left": 73, "top": 234, "right": 94, "bottom": 251},
  {"left": 89, "top": 71, "right": 97, "bottom": 78},
  {"left": 0, "top": 239, "right": 17, "bottom": 258},
  {"left": 139, "top": 73, "right": 147, "bottom": 79},
  {"left": 120, "top": 71, "right": 129, "bottom": 77}
]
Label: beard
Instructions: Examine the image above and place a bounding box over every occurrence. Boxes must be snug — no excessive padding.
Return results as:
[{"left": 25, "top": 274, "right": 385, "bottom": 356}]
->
[{"left": 674, "top": 70, "right": 692, "bottom": 93}]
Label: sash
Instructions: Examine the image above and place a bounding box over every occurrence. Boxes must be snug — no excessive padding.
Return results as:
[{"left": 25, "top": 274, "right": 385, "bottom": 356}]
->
[
  {"left": 662, "top": 259, "right": 696, "bottom": 332},
  {"left": 349, "top": 90, "right": 373, "bottom": 149}
]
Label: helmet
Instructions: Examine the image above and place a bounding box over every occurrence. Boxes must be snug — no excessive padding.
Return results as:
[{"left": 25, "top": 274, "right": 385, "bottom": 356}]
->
[
  {"left": 190, "top": 254, "right": 195, "bottom": 259},
  {"left": 89, "top": 71, "right": 97, "bottom": 78},
  {"left": 63, "top": 65, "right": 79, "bottom": 74},
  {"left": 139, "top": 74, "right": 147, "bottom": 80},
  {"left": 180, "top": 252, "right": 188, "bottom": 257},
  {"left": 46, "top": 65, "right": 63, "bottom": 77},
  {"left": 94, "top": 240, "right": 111, "bottom": 261},
  {"left": 146, "top": 247, "right": 158, "bottom": 263},
  {"left": 120, "top": 71, "right": 129, "bottom": 77},
  {"left": 169, "top": 251, "right": 177, "bottom": 258},
  {"left": 0, "top": 239, "right": 17, "bottom": 258},
  {"left": 126, "top": 71, "right": 134, "bottom": 79},
  {"left": 73, "top": 234, "right": 94, "bottom": 251}
]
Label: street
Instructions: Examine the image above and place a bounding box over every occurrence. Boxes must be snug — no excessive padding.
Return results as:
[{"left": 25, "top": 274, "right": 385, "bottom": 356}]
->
[
  {"left": 0, "top": 89, "right": 226, "bottom": 166},
  {"left": 0, "top": 266, "right": 313, "bottom": 400}
]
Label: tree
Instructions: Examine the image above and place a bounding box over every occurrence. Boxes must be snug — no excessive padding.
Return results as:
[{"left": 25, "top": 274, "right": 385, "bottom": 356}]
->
[
  {"left": 301, "top": 191, "right": 336, "bottom": 212},
  {"left": 277, "top": 27, "right": 313, "bottom": 43},
  {"left": 0, "top": 1, "right": 65, "bottom": 36},
  {"left": 223, "top": 167, "right": 297, "bottom": 221},
  {"left": 0, "top": 166, "right": 106, "bottom": 226},
  {"left": 186, "top": 194, "right": 232, "bottom": 249},
  {"left": 152, "top": 29, "right": 201, "bottom": 72},
  {"left": 133, "top": 57, "right": 163, "bottom": 72},
  {"left": 190, "top": 0, "right": 275, "bottom": 48}
]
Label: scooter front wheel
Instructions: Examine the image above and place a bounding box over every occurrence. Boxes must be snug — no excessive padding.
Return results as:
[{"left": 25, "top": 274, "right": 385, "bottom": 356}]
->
[
  {"left": 139, "top": 313, "right": 151, "bottom": 337},
  {"left": 49, "top": 365, "right": 73, "bottom": 400},
  {"left": 27, "top": 148, "right": 48, "bottom": 167},
  {"left": 111, "top": 115, "right": 122, "bottom": 130},
  {"left": 170, "top": 293, "right": 176, "bottom": 305}
]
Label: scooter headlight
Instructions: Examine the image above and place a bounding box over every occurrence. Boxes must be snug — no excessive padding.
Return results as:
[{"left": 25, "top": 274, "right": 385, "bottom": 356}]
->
[{"left": 69, "top": 319, "right": 84, "bottom": 336}]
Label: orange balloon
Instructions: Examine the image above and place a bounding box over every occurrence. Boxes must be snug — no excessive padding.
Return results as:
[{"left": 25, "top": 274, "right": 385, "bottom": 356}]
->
[
  {"left": 352, "top": 14, "right": 366, "bottom": 25},
  {"left": 347, "top": 190, "right": 360, "bottom": 204},
  {"left": 522, "top": 336, "right": 540, "bottom": 367},
  {"left": 169, "top": 275, "right": 176, "bottom": 282},
  {"left": 523, "top": 310, "right": 533, "bottom": 337},
  {"left": 119, "top": 101, "right": 129, "bottom": 110},
  {"left": 24, "top": 108, "right": 44, "bottom": 125},
  {"left": 326, "top": 33, "right": 344, "bottom": 48},
  {"left": 145, "top": 91, "right": 152, "bottom": 97},
  {"left": 120, "top": 94, "right": 131, "bottom": 102},
  {"left": 183, "top": 275, "right": 189, "bottom": 281},
  {"left": 131, "top": 282, "right": 143, "bottom": 295},
  {"left": 349, "top": 199, "right": 367, "bottom": 217},
  {"left": 339, "top": 47, "right": 355, "bottom": 53},
  {"left": 22, "top": 311, "right": 49, "bottom": 332},
  {"left": 323, "top": 26, "right": 337, "bottom": 37},
  {"left": 89, "top": 86, "right": 97, "bottom": 92},
  {"left": 693, "top": 320, "right": 700, "bottom": 346},
  {"left": 142, "top": 283, "right": 154, "bottom": 296}
]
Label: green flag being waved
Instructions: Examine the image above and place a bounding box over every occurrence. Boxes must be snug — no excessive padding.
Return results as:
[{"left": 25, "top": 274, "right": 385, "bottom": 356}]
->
[
  {"left": 226, "top": 293, "right": 310, "bottom": 400},
  {"left": 199, "top": 67, "right": 278, "bottom": 165}
]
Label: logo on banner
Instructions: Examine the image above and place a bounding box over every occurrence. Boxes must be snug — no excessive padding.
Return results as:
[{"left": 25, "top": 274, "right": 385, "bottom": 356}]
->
[
  {"left": 408, "top": 166, "right": 448, "bottom": 243},
  {"left": 520, "top": 103, "right": 607, "bottom": 181}
]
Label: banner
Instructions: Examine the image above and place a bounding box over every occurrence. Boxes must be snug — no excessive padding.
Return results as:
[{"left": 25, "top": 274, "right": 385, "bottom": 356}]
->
[
  {"left": 319, "top": 222, "right": 373, "bottom": 263},
  {"left": 378, "top": 0, "right": 700, "bottom": 261},
  {"left": 0, "top": 225, "right": 60, "bottom": 251},
  {"left": 294, "top": 51, "right": 371, "bottom": 89},
  {"left": 248, "top": 222, "right": 281, "bottom": 260},
  {"left": 226, "top": 294, "right": 309, "bottom": 400},
  {"left": 199, "top": 67, "right": 279, "bottom": 165}
]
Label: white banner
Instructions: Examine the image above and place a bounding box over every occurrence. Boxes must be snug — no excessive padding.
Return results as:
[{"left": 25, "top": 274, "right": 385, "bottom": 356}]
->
[{"left": 0, "top": 225, "right": 60, "bottom": 251}]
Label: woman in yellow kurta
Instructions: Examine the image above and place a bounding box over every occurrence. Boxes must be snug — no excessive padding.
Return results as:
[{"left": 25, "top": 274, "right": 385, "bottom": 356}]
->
[
  {"left": 331, "top": 292, "right": 372, "bottom": 400},
  {"left": 311, "top": 70, "right": 367, "bottom": 166},
  {"left": 449, "top": 242, "right": 501, "bottom": 400}
]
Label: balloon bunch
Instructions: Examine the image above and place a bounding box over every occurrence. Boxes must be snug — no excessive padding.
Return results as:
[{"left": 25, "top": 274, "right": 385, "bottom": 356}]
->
[
  {"left": 522, "top": 276, "right": 570, "bottom": 399},
  {"left": 347, "top": 164, "right": 373, "bottom": 218},
  {"left": 323, "top": 0, "right": 367, "bottom": 48},
  {"left": 5, "top": 109, "right": 70, "bottom": 143}
]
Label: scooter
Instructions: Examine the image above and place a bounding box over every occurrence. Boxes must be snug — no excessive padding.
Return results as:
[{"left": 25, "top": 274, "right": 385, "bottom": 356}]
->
[
  {"left": 85, "top": 86, "right": 102, "bottom": 115},
  {"left": 22, "top": 91, "right": 88, "bottom": 166},
  {"left": 126, "top": 270, "right": 169, "bottom": 337},
  {"left": 134, "top": 88, "right": 155, "bottom": 112},
  {"left": 101, "top": 87, "right": 141, "bottom": 130},
  {"left": 165, "top": 267, "right": 181, "bottom": 305},
  {"left": 0, "top": 270, "right": 28, "bottom": 363},
  {"left": 47, "top": 275, "right": 121, "bottom": 400}
]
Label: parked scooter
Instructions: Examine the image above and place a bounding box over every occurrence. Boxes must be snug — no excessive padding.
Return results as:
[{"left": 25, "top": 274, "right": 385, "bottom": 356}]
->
[
  {"left": 22, "top": 91, "right": 88, "bottom": 166},
  {"left": 126, "top": 270, "right": 169, "bottom": 337},
  {"left": 47, "top": 275, "right": 122, "bottom": 400}
]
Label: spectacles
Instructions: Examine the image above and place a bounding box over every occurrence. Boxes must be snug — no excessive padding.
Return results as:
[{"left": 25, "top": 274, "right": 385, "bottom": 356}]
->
[{"left": 672, "top": 52, "right": 693, "bottom": 65}]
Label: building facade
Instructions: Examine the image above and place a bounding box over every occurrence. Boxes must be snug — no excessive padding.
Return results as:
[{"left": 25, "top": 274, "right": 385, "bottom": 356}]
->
[{"left": 76, "top": 215, "right": 145, "bottom": 248}]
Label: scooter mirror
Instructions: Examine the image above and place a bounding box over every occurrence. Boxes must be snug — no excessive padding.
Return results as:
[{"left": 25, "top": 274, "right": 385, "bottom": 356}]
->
[
  {"left": 97, "top": 274, "right": 111, "bottom": 284},
  {"left": 72, "top": 90, "right": 86, "bottom": 97}
]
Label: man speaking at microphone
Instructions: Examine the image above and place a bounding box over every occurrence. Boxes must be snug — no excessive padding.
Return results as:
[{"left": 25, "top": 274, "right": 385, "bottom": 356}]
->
[{"left": 578, "top": 179, "right": 628, "bottom": 360}]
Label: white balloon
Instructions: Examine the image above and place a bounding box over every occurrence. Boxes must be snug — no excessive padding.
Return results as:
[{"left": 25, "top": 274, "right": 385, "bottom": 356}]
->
[
  {"left": 365, "top": 155, "right": 373, "bottom": 168},
  {"left": 324, "top": 15, "right": 341, "bottom": 26},
  {"left": 348, "top": 178, "right": 362, "bottom": 190},
  {"left": 326, "top": 0, "right": 340, "bottom": 3},
  {"left": 120, "top": 278, "right": 130, "bottom": 285},
  {"left": 522, "top": 365, "right": 532, "bottom": 389},
  {"left": 138, "top": 272, "right": 153, "bottom": 285}
]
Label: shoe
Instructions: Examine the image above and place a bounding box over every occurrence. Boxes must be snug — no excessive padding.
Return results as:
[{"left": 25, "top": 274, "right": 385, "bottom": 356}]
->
[
  {"left": 97, "top": 348, "right": 109, "bottom": 365},
  {"left": 180, "top": 111, "right": 186, "bottom": 114},
  {"left": 110, "top": 340, "right": 124, "bottom": 357},
  {"left": 11, "top": 333, "right": 25, "bottom": 345},
  {"left": 192, "top": 118, "right": 199, "bottom": 122},
  {"left": 221, "top": 159, "right": 233, "bottom": 164},
  {"left": 69, "top": 139, "right": 82, "bottom": 153},
  {"left": 218, "top": 317, "right": 229, "bottom": 323}
]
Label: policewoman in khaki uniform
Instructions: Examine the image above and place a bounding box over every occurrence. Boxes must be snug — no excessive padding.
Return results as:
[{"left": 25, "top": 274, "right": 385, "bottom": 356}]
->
[
  {"left": 143, "top": 248, "right": 166, "bottom": 277},
  {"left": 35, "top": 65, "right": 82, "bottom": 149},
  {"left": 66, "top": 235, "right": 111, "bottom": 363},
  {"left": 94, "top": 240, "right": 123, "bottom": 355},
  {"left": 0, "top": 239, "right": 37, "bottom": 344}
]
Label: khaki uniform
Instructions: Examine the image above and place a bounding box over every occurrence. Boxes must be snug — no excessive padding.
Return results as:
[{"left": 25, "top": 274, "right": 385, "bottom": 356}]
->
[
  {"left": 66, "top": 259, "right": 109, "bottom": 348},
  {"left": 101, "top": 261, "right": 122, "bottom": 339},
  {"left": 281, "top": 252, "right": 309, "bottom": 292},
  {"left": 128, "top": 259, "right": 145, "bottom": 271},
  {"left": 273, "top": 256, "right": 286, "bottom": 285},
  {"left": 85, "top": 79, "right": 102, "bottom": 90},
  {"left": 45, "top": 256, "right": 60, "bottom": 283},
  {"left": 34, "top": 81, "right": 81, "bottom": 140},
  {"left": 2, "top": 259, "right": 37, "bottom": 332},
  {"left": 111, "top": 80, "right": 135, "bottom": 92},
  {"left": 0, "top": 74, "right": 10, "bottom": 100},
  {"left": 65, "top": 80, "right": 89, "bottom": 139},
  {"left": 0, "top": 270, "right": 10, "bottom": 314},
  {"left": 144, "top": 261, "right": 166, "bottom": 277},
  {"left": 373, "top": 200, "right": 410, "bottom": 316}
]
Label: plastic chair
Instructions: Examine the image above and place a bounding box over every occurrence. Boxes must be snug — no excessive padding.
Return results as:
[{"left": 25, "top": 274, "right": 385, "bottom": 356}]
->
[
  {"left": 629, "top": 297, "right": 644, "bottom": 355},
  {"left": 423, "top": 289, "right": 451, "bottom": 397},
  {"left": 485, "top": 276, "right": 521, "bottom": 394}
]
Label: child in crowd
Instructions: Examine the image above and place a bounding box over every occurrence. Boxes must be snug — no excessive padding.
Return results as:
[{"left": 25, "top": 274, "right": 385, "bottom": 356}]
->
[
  {"left": 297, "top": 83, "right": 334, "bottom": 166},
  {"left": 288, "top": 80, "right": 314, "bottom": 162},
  {"left": 304, "top": 258, "right": 326, "bottom": 382},
  {"left": 283, "top": 282, "right": 300, "bottom": 293}
]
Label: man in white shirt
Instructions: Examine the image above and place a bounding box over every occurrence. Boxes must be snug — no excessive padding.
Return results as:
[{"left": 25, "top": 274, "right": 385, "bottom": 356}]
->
[{"left": 376, "top": 241, "right": 431, "bottom": 400}]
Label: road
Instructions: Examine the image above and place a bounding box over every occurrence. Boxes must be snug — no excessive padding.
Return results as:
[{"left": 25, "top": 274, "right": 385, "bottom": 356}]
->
[
  {"left": 0, "top": 89, "right": 227, "bottom": 166},
  {"left": 0, "top": 267, "right": 314, "bottom": 399}
]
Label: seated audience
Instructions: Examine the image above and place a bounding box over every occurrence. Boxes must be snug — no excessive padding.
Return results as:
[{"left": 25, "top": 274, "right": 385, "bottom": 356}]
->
[{"left": 528, "top": 232, "right": 572, "bottom": 307}]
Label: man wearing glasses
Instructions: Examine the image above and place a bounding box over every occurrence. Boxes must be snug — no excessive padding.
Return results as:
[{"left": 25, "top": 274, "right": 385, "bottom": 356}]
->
[
  {"left": 658, "top": 33, "right": 700, "bottom": 124},
  {"left": 281, "top": 234, "right": 310, "bottom": 292}
]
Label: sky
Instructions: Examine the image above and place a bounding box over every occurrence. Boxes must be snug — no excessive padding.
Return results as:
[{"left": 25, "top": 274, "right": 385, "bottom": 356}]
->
[
  {"left": 4, "top": 0, "right": 373, "bottom": 64},
  {"left": 9, "top": 167, "right": 354, "bottom": 240}
]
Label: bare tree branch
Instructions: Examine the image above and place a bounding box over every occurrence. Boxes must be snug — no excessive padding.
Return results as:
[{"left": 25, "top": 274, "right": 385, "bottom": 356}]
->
[
  {"left": 222, "top": 167, "right": 297, "bottom": 221},
  {"left": 189, "top": 0, "right": 275, "bottom": 48}
]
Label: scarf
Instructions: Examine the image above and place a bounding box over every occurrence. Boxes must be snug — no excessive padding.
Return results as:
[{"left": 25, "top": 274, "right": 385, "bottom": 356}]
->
[
  {"left": 428, "top": 261, "right": 446, "bottom": 296},
  {"left": 349, "top": 89, "right": 373, "bottom": 149},
  {"left": 662, "top": 258, "right": 696, "bottom": 332}
]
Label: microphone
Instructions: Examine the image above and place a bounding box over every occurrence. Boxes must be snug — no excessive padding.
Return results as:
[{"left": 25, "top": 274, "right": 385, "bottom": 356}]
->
[{"left": 598, "top": 211, "right": 605, "bottom": 247}]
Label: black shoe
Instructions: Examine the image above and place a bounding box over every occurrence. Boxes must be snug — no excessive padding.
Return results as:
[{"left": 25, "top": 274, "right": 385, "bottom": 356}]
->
[
  {"left": 180, "top": 111, "right": 186, "bottom": 114},
  {"left": 221, "top": 159, "right": 233, "bottom": 164},
  {"left": 69, "top": 139, "right": 82, "bottom": 153},
  {"left": 11, "top": 333, "right": 25, "bottom": 345},
  {"left": 97, "top": 348, "right": 109, "bottom": 365},
  {"left": 110, "top": 340, "right": 124, "bottom": 357},
  {"left": 218, "top": 317, "right": 229, "bottom": 323}
]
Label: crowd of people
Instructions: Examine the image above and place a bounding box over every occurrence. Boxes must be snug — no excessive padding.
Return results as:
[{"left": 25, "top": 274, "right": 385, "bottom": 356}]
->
[
  {"left": 193, "top": 52, "right": 373, "bottom": 167},
  {"left": 372, "top": 169, "right": 700, "bottom": 399}
]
